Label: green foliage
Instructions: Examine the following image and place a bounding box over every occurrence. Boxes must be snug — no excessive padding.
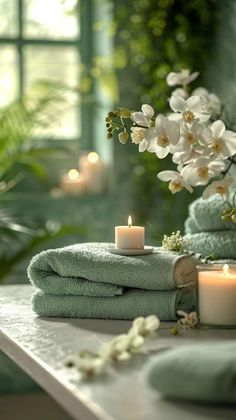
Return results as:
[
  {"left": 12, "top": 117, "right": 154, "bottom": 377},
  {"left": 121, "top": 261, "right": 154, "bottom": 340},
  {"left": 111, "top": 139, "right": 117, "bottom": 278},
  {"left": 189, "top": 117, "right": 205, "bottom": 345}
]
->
[{"left": 109, "top": 0, "right": 223, "bottom": 232}]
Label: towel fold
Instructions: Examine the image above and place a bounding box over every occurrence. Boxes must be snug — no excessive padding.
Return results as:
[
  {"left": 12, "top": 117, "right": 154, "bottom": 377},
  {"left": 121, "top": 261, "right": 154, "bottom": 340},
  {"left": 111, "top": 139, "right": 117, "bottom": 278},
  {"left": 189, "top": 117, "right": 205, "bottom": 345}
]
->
[
  {"left": 28, "top": 242, "right": 197, "bottom": 295},
  {"left": 185, "top": 193, "right": 236, "bottom": 234},
  {"left": 28, "top": 242, "right": 197, "bottom": 320},
  {"left": 32, "top": 287, "right": 196, "bottom": 320},
  {"left": 185, "top": 231, "right": 236, "bottom": 259},
  {"left": 147, "top": 341, "right": 236, "bottom": 404}
]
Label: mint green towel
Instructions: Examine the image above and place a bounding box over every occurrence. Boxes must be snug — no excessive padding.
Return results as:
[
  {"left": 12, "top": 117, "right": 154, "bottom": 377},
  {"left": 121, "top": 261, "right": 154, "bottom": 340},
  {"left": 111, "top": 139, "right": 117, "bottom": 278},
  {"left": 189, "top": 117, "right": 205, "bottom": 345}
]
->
[
  {"left": 185, "top": 193, "right": 236, "bottom": 234},
  {"left": 185, "top": 231, "right": 236, "bottom": 259},
  {"left": 28, "top": 242, "right": 197, "bottom": 295},
  {"left": 32, "top": 287, "right": 196, "bottom": 320},
  {"left": 148, "top": 341, "right": 236, "bottom": 404}
]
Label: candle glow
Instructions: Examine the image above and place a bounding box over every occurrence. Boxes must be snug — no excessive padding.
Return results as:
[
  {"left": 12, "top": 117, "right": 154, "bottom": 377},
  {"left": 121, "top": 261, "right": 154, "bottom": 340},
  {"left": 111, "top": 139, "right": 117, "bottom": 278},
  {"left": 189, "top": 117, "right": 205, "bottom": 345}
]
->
[
  {"left": 128, "top": 215, "right": 132, "bottom": 228},
  {"left": 88, "top": 152, "right": 99, "bottom": 164},
  {"left": 68, "top": 169, "right": 79, "bottom": 180}
]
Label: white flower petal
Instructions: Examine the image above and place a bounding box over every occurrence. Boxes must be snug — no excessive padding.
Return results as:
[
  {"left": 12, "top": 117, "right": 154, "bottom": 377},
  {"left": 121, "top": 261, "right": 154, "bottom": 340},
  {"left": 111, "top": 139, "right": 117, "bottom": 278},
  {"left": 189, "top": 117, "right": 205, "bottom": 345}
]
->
[
  {"left": 169, "top": 95, "right": 186, "bottom": 112},
  {"left": 211, "top": 120, "right": 225, "bottom": 138},
  {"left": 157, "top": 170, "right": 180, "bottom": 182},
  {"left": 139, "top": 139, "right": 148, "bottom": 152},
  {"left": 186, "top": 96, "right": 203, "bottom": 113},
  {"left": 141, "top": 104, "right": 154, "bottom": 119},
  {"left": 155, "top": 146, "right": 170, "bottom": 159},
  {"left": 131, "top": 112, "right": 150, "bottom": 127},
  {"left": 222, "top": 131, "right": 236, "bottom": 156},
  {"left": 165, "top": 120, "right": 180, "bottom": 145}
]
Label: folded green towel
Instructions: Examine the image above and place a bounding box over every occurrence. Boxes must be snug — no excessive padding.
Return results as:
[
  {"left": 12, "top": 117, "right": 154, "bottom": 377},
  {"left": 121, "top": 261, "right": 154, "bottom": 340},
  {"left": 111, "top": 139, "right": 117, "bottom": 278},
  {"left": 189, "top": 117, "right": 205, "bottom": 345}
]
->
[
  {"left": 28, "top": 242, "right": 197, "bottom": 296},
  {"left": 185, "top": 193, "right": 236, "bottom": 234},
  {"left": 32, "top": 287, "right": 196, "bottom": 320},
  {"left": 185, "top": 231, "right": 236, "bottom": 259},
  {"left": 148, "top": 341, "right": 236, "bottom": 404}
]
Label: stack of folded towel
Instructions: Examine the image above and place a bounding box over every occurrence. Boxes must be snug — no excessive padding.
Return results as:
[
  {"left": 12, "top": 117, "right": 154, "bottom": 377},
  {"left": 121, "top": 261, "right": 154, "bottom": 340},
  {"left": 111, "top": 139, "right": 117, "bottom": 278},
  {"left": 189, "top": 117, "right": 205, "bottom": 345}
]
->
[
  {"left": 28, "top": 243, "right": 197, "bottom": 320},
  {"left": 184, "top": 193, "right": 236, "bottom": 259}
]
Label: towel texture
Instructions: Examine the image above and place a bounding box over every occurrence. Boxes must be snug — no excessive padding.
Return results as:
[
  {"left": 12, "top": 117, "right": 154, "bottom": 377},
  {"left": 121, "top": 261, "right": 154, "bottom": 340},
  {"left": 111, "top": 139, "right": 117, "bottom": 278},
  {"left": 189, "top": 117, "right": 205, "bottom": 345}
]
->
[
  {"left": 148, "top": 341, "right": 236, "bottom": 404},
  {"left": 32, "top": 287, "right": 196, "bottom": 320},
  {"left": 185, "top": 193, "right": 236, "bottom": 234},
  {"left": 185, "top": 231, "right": 236, "bottom": 259},
  {"left": 28, "top": 242, "right": 197, "bottom": 320},
  {"left": 28, "top": 242, "right": 197, "bottom": 294}
]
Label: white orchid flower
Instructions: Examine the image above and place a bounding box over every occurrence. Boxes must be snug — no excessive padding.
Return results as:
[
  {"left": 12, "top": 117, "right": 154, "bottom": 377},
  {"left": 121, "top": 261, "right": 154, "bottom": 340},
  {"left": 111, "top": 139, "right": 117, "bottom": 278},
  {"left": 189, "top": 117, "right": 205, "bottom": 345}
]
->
[
  {"left": 202, "top": 177, "right": 235, "bottom": 200},
  {"left": 181, "top": 158, "right": 225, "bottom": 186},
  {"left": 157, "top": 170, "right": 193, "bottom": 193},
  {"left": 169, "top": 95, "right": 210, "bottom": 124},
  {"left": 131, "top": 104, "right": 155, "bottom": 152},
  {"left": 170, "top": 87, "right": 189, "bottom": 100},
  {"left": 202, "top": 120, "right": 236, "bottom": 159},
  {"left": 130, "top": 315, "right": 160, "bottom": 337},
  {"left": 166, "top": 69, "right": 199, "bottom": 86},
  {"left": 177, "top": 310, "right": 198, "bottom": 329},
  {"left": 146, "top": 115, "right": 180, "bottom": 159},
  {"left": 192, "top": 87, "right": 221, "bottom": 117}
]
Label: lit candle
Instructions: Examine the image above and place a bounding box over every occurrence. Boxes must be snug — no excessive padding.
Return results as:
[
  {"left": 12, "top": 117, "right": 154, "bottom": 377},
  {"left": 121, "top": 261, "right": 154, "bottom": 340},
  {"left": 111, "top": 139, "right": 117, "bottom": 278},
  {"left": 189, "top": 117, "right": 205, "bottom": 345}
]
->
[
  {"left": 60, "top": 169, "right": 86, "bottom": 195},
  {"left": 79, "top": 152, "right": 105, "bottom": 194},
  {"left": 115, "top": 215, "right": 145, "bottom": 249},
  {"left": 198, "top": 264, "right": 236, "bottom": 326}
]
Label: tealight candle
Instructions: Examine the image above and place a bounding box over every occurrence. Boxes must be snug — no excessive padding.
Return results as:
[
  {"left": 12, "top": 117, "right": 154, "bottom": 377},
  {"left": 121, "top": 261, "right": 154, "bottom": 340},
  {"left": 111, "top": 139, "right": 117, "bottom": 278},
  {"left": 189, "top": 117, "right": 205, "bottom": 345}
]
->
[
  {"left": 60, "top": 169, "right": 86, "bottom": 195},
  {"left": 198, "top": 264, "right": 236, "bottom": 326},
  {"left": 115, "top": 216, "right": 144, "bottom": 249}
]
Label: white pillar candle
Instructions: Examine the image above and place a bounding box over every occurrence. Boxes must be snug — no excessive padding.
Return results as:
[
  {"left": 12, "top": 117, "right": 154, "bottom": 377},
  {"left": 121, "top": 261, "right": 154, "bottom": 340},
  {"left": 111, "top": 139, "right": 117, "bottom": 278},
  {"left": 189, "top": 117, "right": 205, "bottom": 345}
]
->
[
  {"left": 60, "top": 169, "right": 86, "bottom": 195},
  {"left": 198, "top": 264, "right": 236, "bottom": 326},
  {"left": 115, "top": 216, "right": 144, "bottom": 249},
  {"left": 79, "top": 152, "right": 105, "bottom": 194}
]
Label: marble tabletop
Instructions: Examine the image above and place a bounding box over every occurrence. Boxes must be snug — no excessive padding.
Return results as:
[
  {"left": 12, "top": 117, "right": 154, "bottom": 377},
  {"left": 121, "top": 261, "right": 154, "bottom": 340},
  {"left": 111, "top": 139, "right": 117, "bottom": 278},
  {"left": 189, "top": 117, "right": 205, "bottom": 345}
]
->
[{"left": 0, "top": 284, "right": 236, "bottom": 420}]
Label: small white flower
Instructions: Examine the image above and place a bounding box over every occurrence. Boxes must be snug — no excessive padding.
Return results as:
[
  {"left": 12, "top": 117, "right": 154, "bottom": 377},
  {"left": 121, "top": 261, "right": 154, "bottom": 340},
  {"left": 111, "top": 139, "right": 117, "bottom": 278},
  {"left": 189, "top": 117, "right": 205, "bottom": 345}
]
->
[
  {"left": 131, "top": 315, "right": 160, "bottom": 337},
  {"left": 157, "top": 170, "right": 193, "bottom": 194},
  {"left": 146, "top": 115, "right": 180, "bottom": 159},
  {"left": 166, "top": 69, "right": 199, "bottom": 86},
  {"left": 131, "top": 104, "right": 154, "bottom": 152},
  {"left": 130, "top": 127, "right": 149, "bottom": 152},
  {"left": 202, "top": 120, "right": 236, "bottom": 159},
  {"left": 99, "top": 334, "right": 131, "bottom": 362},
  {"left": 181, "top": 158, "right": 225, "bottom": 186},
  {"left": 192, "top": 87, "right": 221, "bottom": 117},
  {"left": 169, "top": 95, "right": 210, "bottom": 124},
  {"left": 177, "top": 310, "right": 198, "bottom": 329},
  {"left": 162, "top": 231, "right": 188, "bottom": 252},
  {"left": 202, "top": 177, "right": 235, "bottom": 200},
  {"left": 170, "top": 88, "right": 189, "bottom": 100},
  {"left": 73, "top": 354, "right": 105, "bottom": 377}
]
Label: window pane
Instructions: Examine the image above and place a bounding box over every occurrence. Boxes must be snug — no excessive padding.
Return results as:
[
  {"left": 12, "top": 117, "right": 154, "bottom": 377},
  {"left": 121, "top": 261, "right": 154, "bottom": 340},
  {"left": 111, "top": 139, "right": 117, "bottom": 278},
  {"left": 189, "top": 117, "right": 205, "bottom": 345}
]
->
[
  {"left": 24, "top": 46, "right": 80, "bottom": 138},
  {"left": 23, "top": 0, "right": 79, "bottom": 39},
  {"left": 0, "top": 46, "right": 18, "bottom": 107},
  {"left": 0, "top": 0, "right": 18, "bottom": 37}
]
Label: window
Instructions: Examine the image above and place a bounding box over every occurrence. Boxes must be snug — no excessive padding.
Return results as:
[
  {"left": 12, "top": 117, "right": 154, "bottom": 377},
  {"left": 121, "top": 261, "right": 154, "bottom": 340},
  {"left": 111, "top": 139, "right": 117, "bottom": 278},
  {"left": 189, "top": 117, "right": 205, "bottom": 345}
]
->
[{"left": 0, "top": 0, "right": 80, "bottom": 139}]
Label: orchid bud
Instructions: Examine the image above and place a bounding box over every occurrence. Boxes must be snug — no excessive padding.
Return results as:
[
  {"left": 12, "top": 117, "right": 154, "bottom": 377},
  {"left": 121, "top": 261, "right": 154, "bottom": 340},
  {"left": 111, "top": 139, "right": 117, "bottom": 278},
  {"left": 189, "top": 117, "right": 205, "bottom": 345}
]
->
[
  {"left": 118, "top": 131, "right": 129, "bottom": 144},
  {"left": 119, "top": 108, "right": 131, "bottom": 118},
  {"left": 231, "top": 213, "right": 236, "bottom": 223}
]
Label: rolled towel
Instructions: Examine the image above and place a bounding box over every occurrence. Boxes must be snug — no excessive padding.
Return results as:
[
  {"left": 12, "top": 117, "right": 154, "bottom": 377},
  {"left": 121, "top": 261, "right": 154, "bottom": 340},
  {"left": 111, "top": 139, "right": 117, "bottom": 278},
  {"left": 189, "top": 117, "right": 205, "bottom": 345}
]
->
[
  {"left": 184, "top": 231, "right": 236, "bottom": 259},
  {"left": 147, "top": 341, "right": 236, "bottom": 404},
  {"left": 28, "top": 242, "right": 197, "bottom": 296},
  {"left": 185, "top": 193, "right": 236, "bottom": 234},
  {"left": 32, "top": 287, "right": 196, "bottom": 320}
]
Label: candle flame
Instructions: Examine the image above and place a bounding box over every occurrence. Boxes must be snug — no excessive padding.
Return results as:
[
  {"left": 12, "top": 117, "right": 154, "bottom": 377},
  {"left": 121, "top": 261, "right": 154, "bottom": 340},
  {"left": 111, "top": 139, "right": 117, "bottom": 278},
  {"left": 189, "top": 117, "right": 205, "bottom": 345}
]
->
[
  {"left": 223, "top": 264, "right": 229, "bottom": 276},
  {"left": 68, "top": 169, "right": 79, "bottom": 180},
  {"left": 88, "top": 152, "right": 99, "bottom": 163},
  {"left": 128, "top": 215, "right": 132, "bottom": 228}
]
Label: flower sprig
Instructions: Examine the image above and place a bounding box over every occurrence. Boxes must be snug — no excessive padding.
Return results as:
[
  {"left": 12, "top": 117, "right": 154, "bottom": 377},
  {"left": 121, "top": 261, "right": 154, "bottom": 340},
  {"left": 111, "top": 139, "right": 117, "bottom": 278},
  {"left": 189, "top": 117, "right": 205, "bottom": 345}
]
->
[
  {"left": 162, "top": 230, "right": 189, "bottom": 252},
  {"left": 106, "top": 69, "right": 236, "bottom": 201},
  {"left": 65, "top": 315, "right": 160, "bottom": 377}
]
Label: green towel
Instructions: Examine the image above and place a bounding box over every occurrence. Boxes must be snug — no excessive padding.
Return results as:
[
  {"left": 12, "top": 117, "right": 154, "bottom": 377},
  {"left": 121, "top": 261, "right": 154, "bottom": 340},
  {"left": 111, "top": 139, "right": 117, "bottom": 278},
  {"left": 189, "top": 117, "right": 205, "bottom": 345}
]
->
[
  {"left": 185, "top": 231, "right": 236, "bottom": 259},
  {"left": 185, "top": 193, "right": 236, "bottom": 234},
  {"left": 28, "top": 242, "right": 197, "bottom": 295},
  {"left": 32, "top": 287, "right": 196, "bottom": 320},
  {"left": 148, "top": 341, "right": 236, "bottom": 404}
]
